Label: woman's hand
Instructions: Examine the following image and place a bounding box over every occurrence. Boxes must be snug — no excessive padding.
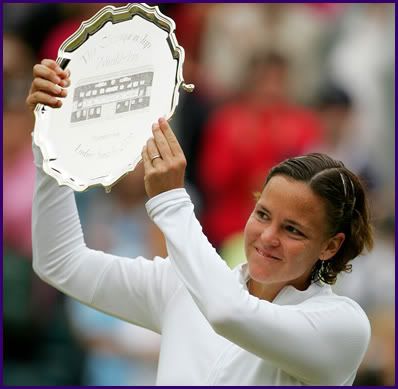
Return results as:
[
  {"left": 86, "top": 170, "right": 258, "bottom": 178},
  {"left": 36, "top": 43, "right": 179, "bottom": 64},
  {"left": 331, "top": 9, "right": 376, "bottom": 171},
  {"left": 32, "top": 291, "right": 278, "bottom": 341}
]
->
[
  {"left": 26, "top": 59, "right": 70, "bottom": 112},
  {"left": 142, "top": 118, "right": 187, "bottom": 198}
]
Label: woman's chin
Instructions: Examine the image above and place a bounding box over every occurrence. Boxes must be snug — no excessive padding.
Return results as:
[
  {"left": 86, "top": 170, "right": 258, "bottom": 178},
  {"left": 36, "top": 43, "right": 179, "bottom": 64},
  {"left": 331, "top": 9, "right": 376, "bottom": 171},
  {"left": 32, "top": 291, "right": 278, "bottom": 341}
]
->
[{"left": 247, "top": 263, "right": 274, "bottom": 283}]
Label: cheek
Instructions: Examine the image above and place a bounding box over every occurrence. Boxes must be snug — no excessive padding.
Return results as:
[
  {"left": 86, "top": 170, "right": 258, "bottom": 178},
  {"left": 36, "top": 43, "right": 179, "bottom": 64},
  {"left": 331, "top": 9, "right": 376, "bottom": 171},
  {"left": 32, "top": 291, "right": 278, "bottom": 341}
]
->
[
  {"left": 243, "top": 221, "right": 253, "bottom": 252},
  {"left": 243, "top": 218, "right": 262, "bottom": 255},
  {"left": 286, "top": 241, "right": 321, "bottom": 268},
  {"left": 287, "top": 241, "right": 307, "bottom": 257},
  {"left": 244, "top": 217, "right": 257, "bottom": 240}
]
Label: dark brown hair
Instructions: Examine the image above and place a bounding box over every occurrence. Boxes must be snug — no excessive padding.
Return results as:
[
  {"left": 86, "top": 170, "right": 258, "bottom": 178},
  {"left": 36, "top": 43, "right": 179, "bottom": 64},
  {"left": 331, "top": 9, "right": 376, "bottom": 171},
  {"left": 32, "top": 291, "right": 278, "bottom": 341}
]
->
[{"left": 265, "top": 153, "right": 374, "bottom": 285}]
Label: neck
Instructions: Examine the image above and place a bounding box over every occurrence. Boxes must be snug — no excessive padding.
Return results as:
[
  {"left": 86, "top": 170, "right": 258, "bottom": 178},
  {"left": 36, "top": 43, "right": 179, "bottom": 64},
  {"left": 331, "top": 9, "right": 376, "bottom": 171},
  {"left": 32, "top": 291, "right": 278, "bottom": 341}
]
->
[
  {"left": 247, "top": 277, "right": 311, "bottom": 302},
  {"left": 247, "top": 279, "right": 280, "bottom": 302}
]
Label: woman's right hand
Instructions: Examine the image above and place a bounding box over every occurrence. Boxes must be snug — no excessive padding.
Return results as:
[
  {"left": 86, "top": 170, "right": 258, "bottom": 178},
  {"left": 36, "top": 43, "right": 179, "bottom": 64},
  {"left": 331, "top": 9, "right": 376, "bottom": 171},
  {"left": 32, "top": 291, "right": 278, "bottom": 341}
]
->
[{"left": 26, "top": 59, "right": 71, "bottom": 112}]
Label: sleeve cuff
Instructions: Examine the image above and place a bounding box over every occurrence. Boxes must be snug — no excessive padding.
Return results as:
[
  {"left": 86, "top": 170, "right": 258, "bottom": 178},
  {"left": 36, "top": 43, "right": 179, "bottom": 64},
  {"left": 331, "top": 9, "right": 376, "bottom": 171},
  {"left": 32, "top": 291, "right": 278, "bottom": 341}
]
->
[{"left": 145, "top": 188, "right": 191, "bottom": 218}]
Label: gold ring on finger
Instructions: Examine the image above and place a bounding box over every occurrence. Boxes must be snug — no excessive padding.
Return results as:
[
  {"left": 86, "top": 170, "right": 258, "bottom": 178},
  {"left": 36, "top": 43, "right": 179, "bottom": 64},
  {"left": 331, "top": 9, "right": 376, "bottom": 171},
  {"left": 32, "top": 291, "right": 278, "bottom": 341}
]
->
[{"left": 151, "top": 154, "right": 162, "bottom": 163}]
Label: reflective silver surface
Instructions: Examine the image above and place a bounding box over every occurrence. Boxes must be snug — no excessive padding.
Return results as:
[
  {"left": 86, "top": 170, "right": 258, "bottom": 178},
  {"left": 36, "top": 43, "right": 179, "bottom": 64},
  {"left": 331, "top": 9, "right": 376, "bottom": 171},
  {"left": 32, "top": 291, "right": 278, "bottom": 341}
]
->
[{"left": 33, "top": 3, "right": 193, "bottom": 192}]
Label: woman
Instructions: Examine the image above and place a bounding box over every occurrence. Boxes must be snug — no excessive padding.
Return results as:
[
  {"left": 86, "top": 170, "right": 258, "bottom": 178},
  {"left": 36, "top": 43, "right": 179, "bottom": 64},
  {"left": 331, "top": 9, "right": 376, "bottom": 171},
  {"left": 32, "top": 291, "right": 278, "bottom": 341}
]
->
[{"left": 27, "top": 60, "right": 373, "bottom": 385}]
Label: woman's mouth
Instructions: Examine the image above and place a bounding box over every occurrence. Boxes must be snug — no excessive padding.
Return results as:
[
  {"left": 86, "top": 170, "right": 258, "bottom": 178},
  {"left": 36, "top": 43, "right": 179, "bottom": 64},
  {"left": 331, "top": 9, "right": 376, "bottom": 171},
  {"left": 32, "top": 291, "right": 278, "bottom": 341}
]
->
[{"left": 255, "top": 247, "right": 281, "bottom": 261}]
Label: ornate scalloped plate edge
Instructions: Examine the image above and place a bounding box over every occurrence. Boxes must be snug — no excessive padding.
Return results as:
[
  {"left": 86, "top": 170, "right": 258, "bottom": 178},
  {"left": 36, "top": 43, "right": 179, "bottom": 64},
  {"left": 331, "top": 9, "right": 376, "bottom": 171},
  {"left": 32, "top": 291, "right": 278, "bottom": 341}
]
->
[{"left": 33, "top": 3, "right": 194, "bottom": 192}]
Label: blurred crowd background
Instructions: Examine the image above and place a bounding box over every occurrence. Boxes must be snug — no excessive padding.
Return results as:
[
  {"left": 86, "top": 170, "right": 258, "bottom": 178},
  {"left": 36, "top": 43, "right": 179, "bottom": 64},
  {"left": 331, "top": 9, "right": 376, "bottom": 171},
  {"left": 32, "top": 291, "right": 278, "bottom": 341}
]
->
[{"left": 3, "top": 2, "right": 395, "bottom": 386}]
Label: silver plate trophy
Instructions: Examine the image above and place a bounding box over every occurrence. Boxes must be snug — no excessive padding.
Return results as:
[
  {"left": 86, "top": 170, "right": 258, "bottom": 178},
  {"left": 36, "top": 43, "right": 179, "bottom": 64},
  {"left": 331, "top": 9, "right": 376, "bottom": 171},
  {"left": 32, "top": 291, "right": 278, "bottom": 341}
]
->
[{"left": 33, "top": 3, "right": 194, "bottom": 192}]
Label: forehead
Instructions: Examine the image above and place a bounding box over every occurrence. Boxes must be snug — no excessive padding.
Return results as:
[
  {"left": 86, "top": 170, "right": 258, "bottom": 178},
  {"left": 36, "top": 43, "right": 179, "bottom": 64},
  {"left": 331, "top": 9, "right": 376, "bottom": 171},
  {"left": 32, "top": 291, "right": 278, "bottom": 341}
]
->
[{"left": 259, "top": 175, "right": 327, "bottom": 229}]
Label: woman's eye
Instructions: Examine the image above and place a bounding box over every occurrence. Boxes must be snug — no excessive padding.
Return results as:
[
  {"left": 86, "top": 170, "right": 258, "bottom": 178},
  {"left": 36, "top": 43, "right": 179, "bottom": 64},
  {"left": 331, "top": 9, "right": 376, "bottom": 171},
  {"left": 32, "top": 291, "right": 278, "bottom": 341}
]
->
[
  {"left": 285, "top": 225, "right": 303, "bottom": 236},
  {"left": 255, "top": 210, "right": 268, "bottom": 220}
]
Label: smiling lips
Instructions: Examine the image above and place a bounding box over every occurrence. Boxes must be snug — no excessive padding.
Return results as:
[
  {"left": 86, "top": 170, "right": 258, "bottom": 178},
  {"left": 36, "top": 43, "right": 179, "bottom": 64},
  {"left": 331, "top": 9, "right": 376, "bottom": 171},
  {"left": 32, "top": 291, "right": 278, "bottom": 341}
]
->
[{"left": 255, "top": 247, "right": 282, "bottom": 261}]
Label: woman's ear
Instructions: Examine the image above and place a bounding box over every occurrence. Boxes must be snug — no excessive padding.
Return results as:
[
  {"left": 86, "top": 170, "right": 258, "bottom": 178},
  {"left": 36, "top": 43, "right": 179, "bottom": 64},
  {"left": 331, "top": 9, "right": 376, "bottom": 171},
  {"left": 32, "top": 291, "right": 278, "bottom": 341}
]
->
[{"left": 320, "top": 232, "right": 345, "bottom": 261}]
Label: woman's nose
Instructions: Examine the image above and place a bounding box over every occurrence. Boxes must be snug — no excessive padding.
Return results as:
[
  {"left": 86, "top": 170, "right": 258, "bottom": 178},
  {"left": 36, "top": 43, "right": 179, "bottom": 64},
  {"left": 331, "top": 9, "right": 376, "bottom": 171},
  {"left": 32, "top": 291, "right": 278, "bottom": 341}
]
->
[{"left": 260, "top": 226, "right": 280, "bottom": 247}]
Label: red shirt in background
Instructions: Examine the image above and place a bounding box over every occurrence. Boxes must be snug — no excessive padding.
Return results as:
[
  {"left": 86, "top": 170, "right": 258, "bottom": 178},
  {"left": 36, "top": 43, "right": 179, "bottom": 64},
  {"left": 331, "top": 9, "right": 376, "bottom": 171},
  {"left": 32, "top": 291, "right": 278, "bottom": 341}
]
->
[{"left": 198, "top": 102, "right": 323, "bottom": 248}]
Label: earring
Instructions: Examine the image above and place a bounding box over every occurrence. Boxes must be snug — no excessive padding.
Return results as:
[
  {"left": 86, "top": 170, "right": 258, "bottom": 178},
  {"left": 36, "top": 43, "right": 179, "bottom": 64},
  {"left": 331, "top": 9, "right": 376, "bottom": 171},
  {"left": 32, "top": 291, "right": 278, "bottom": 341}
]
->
[{"left": 322, "top": 260, "right": 330, "bottom": 271}]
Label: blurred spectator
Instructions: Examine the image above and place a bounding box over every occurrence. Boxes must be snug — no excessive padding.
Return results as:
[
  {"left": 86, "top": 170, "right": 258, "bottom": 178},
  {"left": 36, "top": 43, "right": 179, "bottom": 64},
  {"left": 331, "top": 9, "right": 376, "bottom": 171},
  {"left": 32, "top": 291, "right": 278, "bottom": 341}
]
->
[
  {"left": 200, "top": 3, "right": 333, "bottom": 103},
  {"left": 67, "top": 163, "right": 164, "bottom": 386},
  {"left": 311, "top": 83, "right": 380, "bottom": 191},
  {"left": 197, "top": 51, "right": 323, "bottom": 248},
  {"left": 3, "top": 33, "right": 85, "bottom": 386},
  {"left": 327, "top": 3, "right": 395, "bottom": 191}
]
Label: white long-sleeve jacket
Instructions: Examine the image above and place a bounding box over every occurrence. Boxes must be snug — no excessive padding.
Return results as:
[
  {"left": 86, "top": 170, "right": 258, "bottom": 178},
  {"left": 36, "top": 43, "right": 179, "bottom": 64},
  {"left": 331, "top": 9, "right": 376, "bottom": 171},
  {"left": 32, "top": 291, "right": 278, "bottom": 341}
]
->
[{"left": 32, "top": 144, "right": 370, "bottom": 386}]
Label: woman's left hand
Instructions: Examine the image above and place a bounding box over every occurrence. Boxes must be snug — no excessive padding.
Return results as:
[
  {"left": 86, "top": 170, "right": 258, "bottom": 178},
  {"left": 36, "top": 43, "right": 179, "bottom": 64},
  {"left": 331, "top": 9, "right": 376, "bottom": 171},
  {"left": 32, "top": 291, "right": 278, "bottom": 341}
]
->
[{"left": 141, "top": 117, "right": 187, "bottom": 198}]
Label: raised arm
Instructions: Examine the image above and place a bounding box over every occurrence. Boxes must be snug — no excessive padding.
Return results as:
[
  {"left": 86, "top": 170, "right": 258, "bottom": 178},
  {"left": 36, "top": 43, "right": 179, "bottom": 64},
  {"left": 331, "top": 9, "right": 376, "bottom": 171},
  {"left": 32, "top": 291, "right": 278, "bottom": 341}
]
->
[
  {"left": 143, "top": 119, "right": 371, "bottom": 385},
  {"left": 29, "top": 60, "right": 178, "bottom": 333}
]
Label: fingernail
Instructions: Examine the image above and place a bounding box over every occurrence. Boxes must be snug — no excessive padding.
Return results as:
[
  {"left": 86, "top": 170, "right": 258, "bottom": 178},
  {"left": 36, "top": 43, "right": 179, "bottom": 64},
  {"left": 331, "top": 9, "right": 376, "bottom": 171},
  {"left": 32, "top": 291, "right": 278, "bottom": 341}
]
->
[
  {"left": 54, "top": 84, "right": 62, "bottom": 94},
  {"left": 54, "top": 76, "right": 61, "bottom": 84}
]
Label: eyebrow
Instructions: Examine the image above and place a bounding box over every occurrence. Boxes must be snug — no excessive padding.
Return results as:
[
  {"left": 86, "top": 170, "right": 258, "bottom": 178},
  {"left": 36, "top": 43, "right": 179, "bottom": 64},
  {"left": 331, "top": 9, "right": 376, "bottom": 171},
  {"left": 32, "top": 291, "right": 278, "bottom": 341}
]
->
[{"left": 256, "top": 203, "right": 311, "bottom": 233}]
